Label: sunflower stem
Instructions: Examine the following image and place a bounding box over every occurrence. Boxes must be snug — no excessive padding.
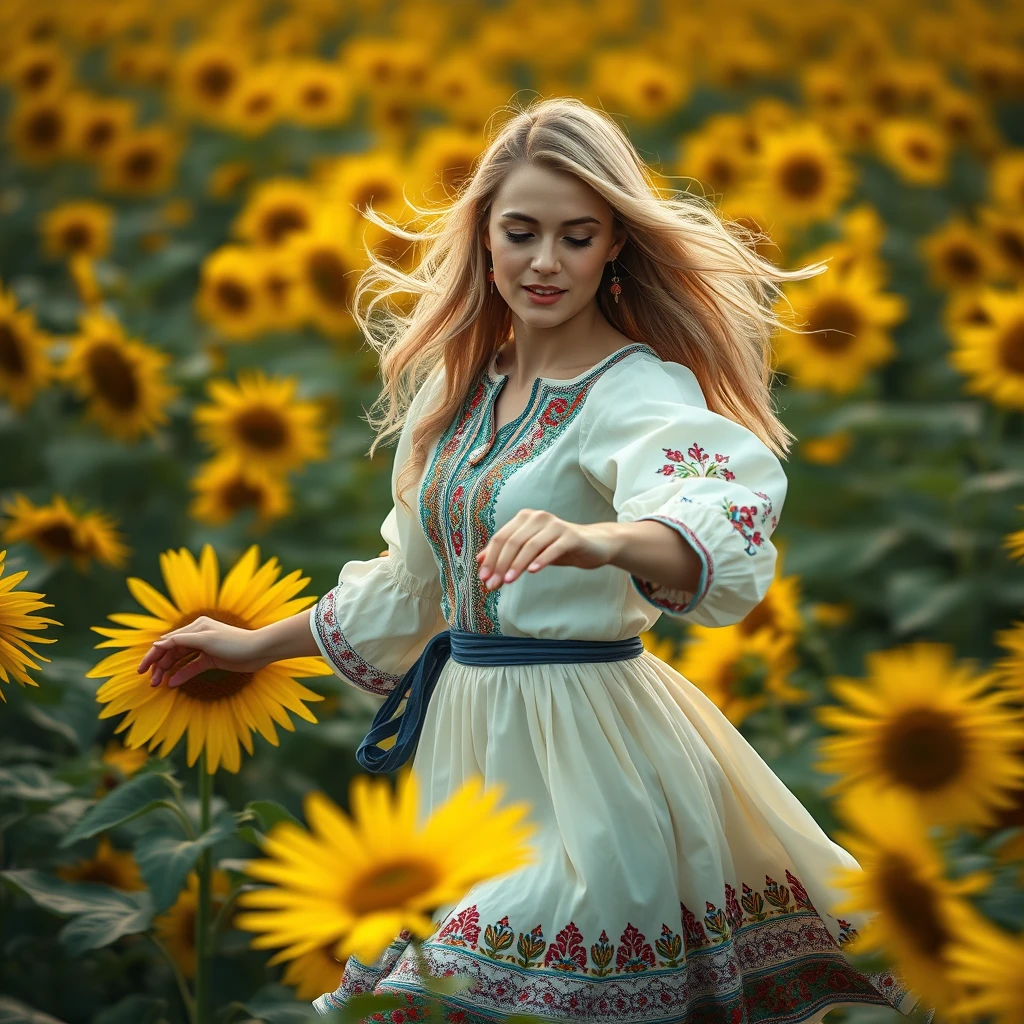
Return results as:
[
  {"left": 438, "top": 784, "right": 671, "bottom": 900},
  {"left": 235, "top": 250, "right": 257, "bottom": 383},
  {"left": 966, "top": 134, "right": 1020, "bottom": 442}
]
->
[
  {"left": 149, "top": 933, "right": 195, "bottom": 1024},
  {"left": 195, "top": 753, "right": 213, "bottom": 1024}
]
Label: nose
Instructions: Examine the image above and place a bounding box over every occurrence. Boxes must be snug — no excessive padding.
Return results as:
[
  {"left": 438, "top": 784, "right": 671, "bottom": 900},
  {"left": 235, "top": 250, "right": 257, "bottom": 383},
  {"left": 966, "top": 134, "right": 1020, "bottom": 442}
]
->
[{"left": 530, "top": 238, "right": 561, "bottom": 274}]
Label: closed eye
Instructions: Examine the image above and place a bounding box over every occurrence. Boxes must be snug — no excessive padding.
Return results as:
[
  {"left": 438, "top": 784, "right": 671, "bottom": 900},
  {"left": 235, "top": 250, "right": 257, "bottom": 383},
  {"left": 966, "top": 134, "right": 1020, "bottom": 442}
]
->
[{"left": 504, "top": 230, "right": 593, "bottom": 248}]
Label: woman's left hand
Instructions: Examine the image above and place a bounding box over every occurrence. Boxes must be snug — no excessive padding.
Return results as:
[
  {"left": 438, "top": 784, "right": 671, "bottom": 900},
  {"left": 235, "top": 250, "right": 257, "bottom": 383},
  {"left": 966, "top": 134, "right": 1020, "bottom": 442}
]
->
[{"left": 476, "top": 508, "right": 617, "bottom": 590}]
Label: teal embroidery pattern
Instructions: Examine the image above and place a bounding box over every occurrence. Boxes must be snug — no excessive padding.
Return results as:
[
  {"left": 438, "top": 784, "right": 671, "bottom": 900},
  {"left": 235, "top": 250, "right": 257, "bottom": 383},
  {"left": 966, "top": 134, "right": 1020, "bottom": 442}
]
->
[{"left": 314, "top": 868, "right": 928, "bottom": 1024}]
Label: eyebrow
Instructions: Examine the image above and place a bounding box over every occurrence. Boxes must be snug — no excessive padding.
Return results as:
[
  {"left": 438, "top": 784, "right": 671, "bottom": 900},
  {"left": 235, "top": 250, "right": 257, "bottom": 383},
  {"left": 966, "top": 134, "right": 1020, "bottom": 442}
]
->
[{"left": 499, "top": 211, "right": 602, "bottom": 227}]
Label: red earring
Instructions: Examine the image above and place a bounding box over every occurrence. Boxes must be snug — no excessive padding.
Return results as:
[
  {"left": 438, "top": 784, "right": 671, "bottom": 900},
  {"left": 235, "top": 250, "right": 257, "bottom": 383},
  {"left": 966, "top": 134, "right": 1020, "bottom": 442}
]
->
[
  {"left": 488, "top": 264, "right": 495, "bottom": 293},
  {"left": 609, "top": 259, "right": 621, "bottom": 304}
]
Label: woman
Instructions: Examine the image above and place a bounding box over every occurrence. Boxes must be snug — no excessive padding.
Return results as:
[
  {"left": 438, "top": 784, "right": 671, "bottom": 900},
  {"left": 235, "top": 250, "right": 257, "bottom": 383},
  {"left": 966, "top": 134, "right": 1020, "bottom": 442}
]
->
[{"left": 139, "top": 97, "right": 934, "bottom": 1023}]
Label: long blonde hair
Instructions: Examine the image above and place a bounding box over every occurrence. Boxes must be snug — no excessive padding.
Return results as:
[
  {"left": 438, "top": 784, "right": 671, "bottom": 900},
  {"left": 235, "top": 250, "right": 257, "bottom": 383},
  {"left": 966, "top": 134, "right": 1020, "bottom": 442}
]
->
[{"left": 351, "top": 95, "right": 826, "bottom": 515}]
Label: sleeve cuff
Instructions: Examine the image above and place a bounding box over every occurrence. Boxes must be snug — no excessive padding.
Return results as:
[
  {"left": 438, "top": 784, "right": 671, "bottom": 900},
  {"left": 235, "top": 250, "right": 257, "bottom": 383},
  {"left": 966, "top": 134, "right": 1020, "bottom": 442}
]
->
[{"left": 627, "top": 514, "right": 713, "bottom": 617}]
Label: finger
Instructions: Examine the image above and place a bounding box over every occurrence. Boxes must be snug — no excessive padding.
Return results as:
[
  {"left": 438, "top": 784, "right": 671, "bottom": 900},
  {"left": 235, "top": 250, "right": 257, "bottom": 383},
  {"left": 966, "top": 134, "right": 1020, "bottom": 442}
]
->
[
  {"left": 166, "top": 652, "right": 211, "bottom": 689},
  {"left": 139, "top": 637, "right": 188, "bottom": 675},
  {"left": 506, "top": 530, "right": 563, "bottom": 579},
  {"left": 484, "top": 522, "right": 546, "bottom": 589}
]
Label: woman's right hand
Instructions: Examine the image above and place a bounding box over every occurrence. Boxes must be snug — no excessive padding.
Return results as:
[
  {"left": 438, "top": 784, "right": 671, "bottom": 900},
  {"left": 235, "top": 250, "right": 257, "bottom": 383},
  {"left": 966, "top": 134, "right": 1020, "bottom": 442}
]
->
[{"left": 137, "top": 615, "right": 270, "bottom": 688}]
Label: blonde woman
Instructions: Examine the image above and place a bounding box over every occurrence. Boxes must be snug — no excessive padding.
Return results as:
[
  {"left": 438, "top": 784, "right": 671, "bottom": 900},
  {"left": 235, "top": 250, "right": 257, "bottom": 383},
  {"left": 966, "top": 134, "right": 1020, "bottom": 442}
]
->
[{"left": 140, "top": 97, "right": 933, "bottom": 1023}]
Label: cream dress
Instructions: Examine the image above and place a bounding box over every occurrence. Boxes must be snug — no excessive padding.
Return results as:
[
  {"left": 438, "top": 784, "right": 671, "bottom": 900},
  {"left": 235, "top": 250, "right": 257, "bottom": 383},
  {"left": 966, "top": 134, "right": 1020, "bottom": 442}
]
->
[{"left": 309, "top": 342, "right": 932, "bottom": 1024}]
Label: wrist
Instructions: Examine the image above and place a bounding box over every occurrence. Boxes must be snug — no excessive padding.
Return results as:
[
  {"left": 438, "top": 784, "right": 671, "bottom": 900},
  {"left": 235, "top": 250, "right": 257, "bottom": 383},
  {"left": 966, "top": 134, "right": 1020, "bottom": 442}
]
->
[{"left": 589, "top": 521, "right": 632, "bottom": 567}]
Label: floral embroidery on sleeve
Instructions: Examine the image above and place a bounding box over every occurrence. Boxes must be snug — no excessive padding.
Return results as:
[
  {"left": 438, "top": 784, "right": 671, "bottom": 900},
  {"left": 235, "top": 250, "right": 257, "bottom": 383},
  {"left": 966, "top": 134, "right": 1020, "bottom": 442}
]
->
[{"left": 658, "top": 443, "right": 735, "bottom": 480}]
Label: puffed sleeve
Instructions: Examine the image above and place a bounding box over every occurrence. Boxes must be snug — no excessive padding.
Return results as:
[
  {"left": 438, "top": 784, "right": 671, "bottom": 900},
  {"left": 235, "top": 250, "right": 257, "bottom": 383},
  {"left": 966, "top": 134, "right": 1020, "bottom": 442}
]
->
[
  {"left": 309, "top": 369, "right": 448, "bottom": 695},
  {"left": 579, "top": 356, "right": 788, "bottom": 628}
]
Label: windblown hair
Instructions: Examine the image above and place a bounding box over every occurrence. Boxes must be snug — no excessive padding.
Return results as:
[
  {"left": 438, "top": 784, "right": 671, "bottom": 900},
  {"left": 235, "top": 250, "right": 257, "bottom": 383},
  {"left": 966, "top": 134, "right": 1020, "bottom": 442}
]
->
[{"left": 350, "top": 95, "right": 826, "bottom": 515}]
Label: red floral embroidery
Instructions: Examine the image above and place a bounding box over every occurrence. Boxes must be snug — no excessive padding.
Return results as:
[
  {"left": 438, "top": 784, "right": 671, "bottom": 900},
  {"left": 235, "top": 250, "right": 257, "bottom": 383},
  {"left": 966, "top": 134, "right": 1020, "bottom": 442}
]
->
[
  {"left": 660, "top": 443, "right": 736, "bottom": 481},
  {"left": 543, "top": 922, "right": 587, "bottom": 971}
]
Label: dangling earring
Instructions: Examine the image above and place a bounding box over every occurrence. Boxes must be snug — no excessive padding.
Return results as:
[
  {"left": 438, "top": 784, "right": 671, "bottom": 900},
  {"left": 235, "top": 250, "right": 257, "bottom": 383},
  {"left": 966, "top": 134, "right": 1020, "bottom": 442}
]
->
[
  {"left": 488, "top": 264, "right": 495, "bottom": 294},
  {"left": 609, "top": 259, "right": 622, "bottom": 304}
]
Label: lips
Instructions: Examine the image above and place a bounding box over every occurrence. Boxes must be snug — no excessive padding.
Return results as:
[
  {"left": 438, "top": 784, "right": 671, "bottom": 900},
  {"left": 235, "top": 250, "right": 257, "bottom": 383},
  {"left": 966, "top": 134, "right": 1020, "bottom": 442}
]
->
[{"left": 523, "top": 286, "right": 566, "bottom": 294}]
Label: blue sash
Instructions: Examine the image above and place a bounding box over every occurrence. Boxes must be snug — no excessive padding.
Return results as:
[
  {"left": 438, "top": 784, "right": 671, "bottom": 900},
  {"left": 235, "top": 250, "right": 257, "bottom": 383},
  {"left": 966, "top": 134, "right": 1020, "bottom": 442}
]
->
[{"left": 355, "top": 629, "right": 644, "bottom": 773}]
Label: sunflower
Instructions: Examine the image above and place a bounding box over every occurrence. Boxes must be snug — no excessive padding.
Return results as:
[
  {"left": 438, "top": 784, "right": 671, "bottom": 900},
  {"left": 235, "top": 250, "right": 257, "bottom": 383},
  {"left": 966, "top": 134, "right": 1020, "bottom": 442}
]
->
[
  {"left": 250, "top": 248, "right": 304, "bottom": 332},
  {"left": 60, "top": 310, "right": 177, "bottom": 441},
  {"left": 876, "top": 118, "right": 950, "bottom": 187},
  {"left": 194, "top": 246, "right": 271, "bottom": 341},
  {"left": 279, "top": 943, "right": 346, "bottom": 1001},
  {"left": 1, "top": 494, "right": 129, "bottom": 572},
  {"left": 221, "top": 64, "right": 287, "bottom": 137},
  {"left": 735, "top": 568, "right": 804, "bottom": 640},
  {"left": 207, "top": 160, "right": 255, "bottom": 201},
  {"left": 1004, "top": 513, "right": 1024, "bottom": 565},
  {"left": 235, "top": 770, "right": 536, "bottom": 966},
  {"left": 5, "top": 41, "right": 72, "bottom": 98},
  {"left": 675, "top": 623, "right": 805, "bottom": 727},
  {"left": 978, "top": 206, "right": 1024, "bottom": 283},
  {"left": 409, "top": 125, "right": 485, "bottom": 205},
  {"left": 640, "top": 629, "right": 679, "bottom": 664},
  {"left": 919, "top": 218, "right": 995, "bottom": 291},
  {"left": 89, "top": 544, "right": 331, "bottom": 774},
  {"left": 188, "top": 452, "right": 292, "bottom": 528},
  {"left": 172, "top": 39, "right": 247, "bottom": 124},
  {"left": 990, "top": 150, "right": 1024, "bottom": 214},
  {"left": 800, "top": 431, "right": 855, "bottom": 465},
  {"left": 0, "top": 548, "right": 60, "bottom": 699},
  {"left": 678, "top": 130, "right": 752, "bottom": 199},
  {"left": 277, "top": 209, "right": 364, "bottom": 338},
  {"left": 774, "top": 262, "right": 906, "bottom": 394},
  {"left": 948, "top": 286, "right": 1024, "bottom": 409},
  {"left": 57, "top": 835, "right": 144, "bottom": 891},
  {"left": 154, "top": 869, "right": 232, "bottom": 978},
  {"left": 95, "top": 738, "right": 149, "bottom": 795},
  {"left": 283, "top": 58, "right": 353, "bottom": 128},
  {"left": 0, "top": 281, "right": 55, "bottom": 411},
  {"left": 97, "top": 124, "right": 182, "bottom": 197},
  {"left": 6, "top": 95, "right": 70, "bottom": 166},
  {"left": 65, "top": 92, "right": 136, "bottom": 163},
  {"left": 934, "top": 85, "right": 999, "bottom": 154},
  {"left": 944, "top": 899, "right": 1024, "bottom": 1024},
  {"left": 802, "top": 62, "right": 854, "bottom": 112},
  {"left": 815, "top": 641, "right": 1024, "bottom": 829},
  {"left": 193, "top": 370, "right": 326, "bottom": 474},
  {"left": 231, "top": 177, "right": 318, "bottom": 249},
  {"left": 829, "top": 785, "right": 990, "bottom": 1013},
  {"left": 751, "top": 122, "right": 853, "bottom": 225},
  {"left": 597, "top": 53, "right": 689, "bottom": 123},
  {"left": 822, "top": 102, "right": 879, "bottom": 152},
  {"left": 993, "top": 620, "right": 1024, "bottom": 699},
  {"left": 39, "top": 200, "right": 113, "bottom": 261}
]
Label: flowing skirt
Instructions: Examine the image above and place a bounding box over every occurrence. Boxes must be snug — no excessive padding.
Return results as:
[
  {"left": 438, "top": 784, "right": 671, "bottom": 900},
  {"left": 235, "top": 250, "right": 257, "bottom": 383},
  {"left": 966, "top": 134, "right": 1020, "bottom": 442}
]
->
[{"left": 313, "top": 650, "right": 933, "bottom": 1024}]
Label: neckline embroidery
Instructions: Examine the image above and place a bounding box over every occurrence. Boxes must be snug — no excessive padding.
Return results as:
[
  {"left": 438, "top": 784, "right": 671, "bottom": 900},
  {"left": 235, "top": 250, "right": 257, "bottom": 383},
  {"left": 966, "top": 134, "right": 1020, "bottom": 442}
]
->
[{"left": 487, "top": 340, "right": 658, "bottom": 387}]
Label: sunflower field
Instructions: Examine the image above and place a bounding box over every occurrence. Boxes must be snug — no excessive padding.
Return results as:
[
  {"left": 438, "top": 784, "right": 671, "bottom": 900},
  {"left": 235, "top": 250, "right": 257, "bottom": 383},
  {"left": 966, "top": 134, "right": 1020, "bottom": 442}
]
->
[{"left": 1, "top": 0, "right": 1024, "bottom": 1022}]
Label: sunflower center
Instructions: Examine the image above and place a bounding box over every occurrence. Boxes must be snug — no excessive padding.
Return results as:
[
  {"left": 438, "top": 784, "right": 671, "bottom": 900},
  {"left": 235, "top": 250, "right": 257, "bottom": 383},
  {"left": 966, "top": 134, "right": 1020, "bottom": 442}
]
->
[
  {"left": 29, "top": 108, "right": 62, "bottom": 146},
  {"left": 222, "top": 478, "right": 264, "bottom": 511},
  {"left": 38, "top": 521, "right": 81, "bottom": 555},
  {"left": 780, "top": 157, "right": 824, "bottom": 200},
  {"left": 25, "top": 61, "right": 54, "bottom": 91},
  {"left": 264, "top": 273, "right": 291, "bottom": 307},
  {"left": 125, "top": 146, "right": 157, "bottom": 182},
  {"left": 76, "top": 861, "right": 127, "bottom": 887},
  {"left": 308, "top": 249, "right": 352, "bottom": 309},
  {"left": 642, "top": 81, "right": 667, "bottom": 103},
  {"left": 877, "top": 852, "right": 949, "bottom": 959},
  {"left": 214, "top": 278, "right": 251, "bottom": 314},
  {"left": 353, "top": 182, "right": 396, "bottom": 211},
  {"left": 245, "top": 94, "right": 272, "bottom": 116},
  {"left": 943, "top": 244, "right": 980, "bottom": 280},
  {"left": 0, "top": 323, "right": 26, "bottom": 375},
  {"left": 262, "top": 207, "right": 308, "bottom": 245},
  {"left": 169, "top": 608, "right": 255, "bottom": 700},
  {"left": 995, "top": 228, "right": 1024, "bottom": 269},
  {"left": 708, "top": 158, "right": 736, "bottom": 189},
  {"left": 999, "top": 319, "right": 1024, "bottom": 375},
  {"left": 197, "top": 62, "right": 236, "bottom": 101},
  {"left": 86, "top": 342, "right": 139, "bottom": 410},
  {"left": 235, "top": 406, "right": 289, "bottom": 451},
  {"left": 906, "top": 139, "right": 935, "bottom": 164},
  {"left": 301, "top": 84, "right": 328, "bottom": 108},
  {"left": 62, "top": 222, "right": 94, "bottom": 252},
  {"left": 806, "top": 298, "right": 862, "bottom": 353},
  {"left": 346, "top": 859, "right": 439, "bottom": 915},
  {"left": 86, "top": 119, "right": 115, "bottom": 151},
  {"left": 880, "top": 707, "right": 966, "bottom": 791}
]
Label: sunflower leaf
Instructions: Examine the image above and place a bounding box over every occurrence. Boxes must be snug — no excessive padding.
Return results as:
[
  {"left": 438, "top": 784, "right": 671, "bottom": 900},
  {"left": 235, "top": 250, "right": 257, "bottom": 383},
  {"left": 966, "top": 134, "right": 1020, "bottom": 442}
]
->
[
  {"left": 133, "top": 810, "right": 238, "bottom": 913},
  {"left": 245, "top": 799, "right": 302, "bottom": 832},
  {"left": 0, "top": 764, "right": 73, "bottom": 804},
  {"left": 0, "top": 996, "right": 71, "bottom": 1023},
  {"left": 60, "top": 772, "right": 181, "bottom": 848}
]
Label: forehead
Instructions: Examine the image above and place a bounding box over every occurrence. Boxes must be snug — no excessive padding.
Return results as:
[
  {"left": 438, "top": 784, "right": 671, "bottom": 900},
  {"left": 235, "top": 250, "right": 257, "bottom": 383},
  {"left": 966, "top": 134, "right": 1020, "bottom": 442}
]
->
[{"left": 491, "top": 163, "right": 609, "bottom": 221}]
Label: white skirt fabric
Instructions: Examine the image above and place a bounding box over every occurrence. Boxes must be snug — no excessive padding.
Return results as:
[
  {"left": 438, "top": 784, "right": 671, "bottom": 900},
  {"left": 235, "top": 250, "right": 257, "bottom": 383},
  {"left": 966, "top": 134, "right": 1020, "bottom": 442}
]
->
[{"left": 313, "top": 650, "right": 933, "bottom": 1024}]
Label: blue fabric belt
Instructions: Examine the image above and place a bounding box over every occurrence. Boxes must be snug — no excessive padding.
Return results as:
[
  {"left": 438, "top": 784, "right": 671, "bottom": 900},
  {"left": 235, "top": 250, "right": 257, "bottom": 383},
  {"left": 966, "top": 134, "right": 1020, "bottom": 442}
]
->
[{"left": 355, "top": 629, "right": 645, "bottom": 774}]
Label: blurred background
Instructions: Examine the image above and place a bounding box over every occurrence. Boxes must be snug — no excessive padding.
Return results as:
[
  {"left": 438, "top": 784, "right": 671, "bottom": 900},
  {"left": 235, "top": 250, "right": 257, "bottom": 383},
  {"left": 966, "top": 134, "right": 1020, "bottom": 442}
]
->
[{"left": 1, "top": 0, "right": 1023, "bottom": 1022}]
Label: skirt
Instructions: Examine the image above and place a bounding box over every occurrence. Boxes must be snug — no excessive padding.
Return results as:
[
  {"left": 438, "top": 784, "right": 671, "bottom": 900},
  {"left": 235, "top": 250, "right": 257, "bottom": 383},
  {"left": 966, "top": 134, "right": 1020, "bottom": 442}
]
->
[{"left": 313, "top": 646, "right": 934, "bottom": 1024}]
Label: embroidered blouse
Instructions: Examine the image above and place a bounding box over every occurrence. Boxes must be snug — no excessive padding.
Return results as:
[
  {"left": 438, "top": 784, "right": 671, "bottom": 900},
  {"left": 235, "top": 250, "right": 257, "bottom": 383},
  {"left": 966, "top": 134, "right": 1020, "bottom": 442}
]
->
[{"left": 310, "top": 341, "right": 788, "bottom": 696}]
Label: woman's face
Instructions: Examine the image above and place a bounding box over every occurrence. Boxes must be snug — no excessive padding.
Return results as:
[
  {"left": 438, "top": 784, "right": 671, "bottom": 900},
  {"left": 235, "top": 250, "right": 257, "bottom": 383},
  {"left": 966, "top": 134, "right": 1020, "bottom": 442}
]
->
[{"left": 483, "top": 162, "right": 626, "bottom": 323}]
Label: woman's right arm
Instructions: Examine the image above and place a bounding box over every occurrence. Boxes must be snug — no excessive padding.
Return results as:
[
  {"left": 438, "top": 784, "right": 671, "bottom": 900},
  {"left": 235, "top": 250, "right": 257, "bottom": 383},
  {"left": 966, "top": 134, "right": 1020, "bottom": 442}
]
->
[{"left": 138, "top": 610, "right": 320, "bottom": 689}]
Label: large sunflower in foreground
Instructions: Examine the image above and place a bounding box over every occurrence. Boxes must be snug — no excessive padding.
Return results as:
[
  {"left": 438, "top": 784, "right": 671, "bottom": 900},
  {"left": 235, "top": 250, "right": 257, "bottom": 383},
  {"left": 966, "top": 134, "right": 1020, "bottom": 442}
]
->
[
  {"left": 815, "top": 641, "right": 1024, "bottom": 829},
  {"left": 193, "top": 370, "right": 327, "bottom": 474},
  {"left": 829, "top": 786, "right": 989, "bottom": 1016},
  {"left": 0, "top": 548, "right": 60, "bottom": 699},
  {"left": 235, "top": 770, "right": 537, "bottom": 966},
  {"left": 88, "top": 544, "right": 331, "bottom": 774},
  {"left": 948, "top": 285, "right": 1024, "bottom": 409},
  {"left": 60, "top": 309, "right": 177, "bottom": 441},
  {"left": 773, "top": 261, "right": 906, "bottom": 394}
]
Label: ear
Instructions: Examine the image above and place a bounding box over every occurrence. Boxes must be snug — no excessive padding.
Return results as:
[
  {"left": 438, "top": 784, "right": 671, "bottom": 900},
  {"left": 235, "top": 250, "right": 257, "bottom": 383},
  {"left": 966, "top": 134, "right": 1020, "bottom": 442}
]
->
[
  {"left": 482, "top": 228, "right": 491, "bottom": 254},
  {"left": 609, "top": 227, "right": 627, "bottom": 262}
]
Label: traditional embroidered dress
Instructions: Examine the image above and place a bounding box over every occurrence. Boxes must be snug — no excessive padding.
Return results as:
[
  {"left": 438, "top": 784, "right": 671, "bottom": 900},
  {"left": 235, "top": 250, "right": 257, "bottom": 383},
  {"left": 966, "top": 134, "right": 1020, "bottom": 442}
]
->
[{"left": 309, "top": 342, "right": 932, "bottom": 1024}]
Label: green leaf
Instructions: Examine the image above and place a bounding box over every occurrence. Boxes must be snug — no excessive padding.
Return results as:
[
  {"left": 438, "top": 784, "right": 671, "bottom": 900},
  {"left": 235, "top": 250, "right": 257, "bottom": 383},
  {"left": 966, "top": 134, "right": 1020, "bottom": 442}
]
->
[
  {"left": 245, "top": 799, "right": 302, "bottom": 832},
  {"left": 133, "top": 810, "right": 239, "bottom": 912},
  {"left": 92, "top": 995, "right": 167, "bottom": 1024},
  {"left": 0, "top": 869, "right": 154, "bottom": 956},
  {"left": 886, "top": 570, "right": 974, "bottom": 634},
  {"left": 0, "top": 765, "right": 73, "bottom": 803},
  {"left": 60, "top": 772, "right": 180, "bottom": 848},
  {"left": 0, "top": 997, "right": 70, "bottom": 1023},
  {"left": 421, "top": 972, "right": 476, "bottom": 996}
]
